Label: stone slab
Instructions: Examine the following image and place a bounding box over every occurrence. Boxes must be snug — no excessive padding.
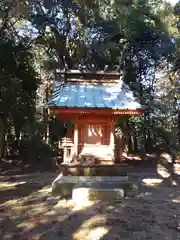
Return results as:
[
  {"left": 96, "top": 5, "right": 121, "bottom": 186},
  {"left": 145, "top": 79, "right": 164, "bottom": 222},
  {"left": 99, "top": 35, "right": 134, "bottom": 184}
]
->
[
  {"left": 53, "top": 175, "right": 128, "bottom": 183},
  {"left": 72, "top": 187, "right": 124, "bottom": 203},
  {"left": 75, "top": 181, "right": 125, "bottom": 188}
]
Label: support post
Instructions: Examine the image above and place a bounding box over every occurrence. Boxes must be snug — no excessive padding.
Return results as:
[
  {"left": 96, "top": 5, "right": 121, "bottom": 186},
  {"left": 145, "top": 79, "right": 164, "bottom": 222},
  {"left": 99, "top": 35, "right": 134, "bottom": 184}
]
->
[
  {"left": 110, "top": 120, "right": 115, "bottom": 162},
  {"left": 74, "top": 120, "right": 78, "bottom": 157}
]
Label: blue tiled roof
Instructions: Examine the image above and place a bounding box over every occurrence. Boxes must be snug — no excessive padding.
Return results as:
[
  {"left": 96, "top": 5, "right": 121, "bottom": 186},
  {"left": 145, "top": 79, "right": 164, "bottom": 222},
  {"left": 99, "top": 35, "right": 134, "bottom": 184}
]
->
[{"left": 48, "top": 81, "right": 142, "bottom": 110}]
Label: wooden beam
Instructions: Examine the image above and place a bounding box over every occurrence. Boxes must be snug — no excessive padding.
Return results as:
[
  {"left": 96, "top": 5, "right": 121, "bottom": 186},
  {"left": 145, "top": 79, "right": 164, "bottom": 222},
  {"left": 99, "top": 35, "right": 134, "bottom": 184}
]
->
[
  {"left": 51, "top": 108, "right": 145, "bottom": 118},
  {"left": 56, "top": 70, "right": 122, "bottom": 80}
]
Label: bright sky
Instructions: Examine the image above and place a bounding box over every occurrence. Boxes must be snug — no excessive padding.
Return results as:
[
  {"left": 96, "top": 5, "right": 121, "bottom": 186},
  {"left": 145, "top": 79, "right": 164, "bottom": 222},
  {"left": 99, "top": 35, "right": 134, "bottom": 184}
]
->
[{"left": 166, "top": 0, "right": 179, "bottom": 5}]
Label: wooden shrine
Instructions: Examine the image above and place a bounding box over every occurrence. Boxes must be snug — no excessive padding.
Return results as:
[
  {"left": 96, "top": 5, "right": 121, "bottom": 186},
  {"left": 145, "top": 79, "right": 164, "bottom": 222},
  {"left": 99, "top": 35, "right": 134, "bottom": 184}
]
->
[{"left": 48, "top": 70, "right": 144, "bottom": 166}]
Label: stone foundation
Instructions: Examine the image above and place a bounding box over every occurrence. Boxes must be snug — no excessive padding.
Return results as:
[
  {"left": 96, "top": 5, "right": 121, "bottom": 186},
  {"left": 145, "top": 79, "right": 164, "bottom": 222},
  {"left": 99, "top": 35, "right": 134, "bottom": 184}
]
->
[
  {"left": 51, "top": 175, "right": 139, "bottom": 200},
  {"left": 59, "top": 164, "right": 128, "bottom": 176}
]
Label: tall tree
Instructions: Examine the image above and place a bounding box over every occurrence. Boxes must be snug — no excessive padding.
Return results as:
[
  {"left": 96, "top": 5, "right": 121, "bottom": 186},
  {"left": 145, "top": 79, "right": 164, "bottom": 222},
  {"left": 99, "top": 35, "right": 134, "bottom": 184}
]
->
[
  {"left": 0, "top": 0, "right": 178, "bottom": 158},
  {"left": 0, "top": 1, "right": 39, "bottom": 157}
]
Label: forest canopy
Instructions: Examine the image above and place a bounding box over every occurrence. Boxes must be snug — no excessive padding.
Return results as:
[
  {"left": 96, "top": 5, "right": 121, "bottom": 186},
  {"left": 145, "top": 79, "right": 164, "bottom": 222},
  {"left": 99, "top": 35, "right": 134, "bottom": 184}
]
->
[{"left": 0, "top": 0, "right": 179, "bottom": 163}]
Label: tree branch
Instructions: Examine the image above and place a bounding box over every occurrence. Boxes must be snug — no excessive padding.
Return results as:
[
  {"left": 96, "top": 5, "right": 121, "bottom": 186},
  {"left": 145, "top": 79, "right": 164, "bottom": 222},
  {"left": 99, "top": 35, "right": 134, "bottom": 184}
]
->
[{"left": 0, "top": 1, "right": 14, "bottom": 36}]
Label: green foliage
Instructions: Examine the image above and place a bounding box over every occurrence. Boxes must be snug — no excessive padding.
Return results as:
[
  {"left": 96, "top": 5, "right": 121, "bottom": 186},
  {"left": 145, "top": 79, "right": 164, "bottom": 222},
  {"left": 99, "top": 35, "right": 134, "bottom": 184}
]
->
[
  {"left": 18, "top": 0, "right": 173, "bottom": 73},
  {"left": 0, "top": 0, "right": 179, "bottom": 162},
  {"left": 0, "top": 37, "right": 39, "bottom": 122},
  {"left": 123, "top": 182, "right": 138, "bottom": 190}
]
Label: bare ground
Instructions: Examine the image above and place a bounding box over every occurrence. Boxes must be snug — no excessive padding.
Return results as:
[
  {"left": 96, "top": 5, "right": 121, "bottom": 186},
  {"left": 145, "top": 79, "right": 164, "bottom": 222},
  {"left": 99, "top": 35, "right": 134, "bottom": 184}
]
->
[{"left": 0, "top": 166, "right": 180, "bottom": 240}]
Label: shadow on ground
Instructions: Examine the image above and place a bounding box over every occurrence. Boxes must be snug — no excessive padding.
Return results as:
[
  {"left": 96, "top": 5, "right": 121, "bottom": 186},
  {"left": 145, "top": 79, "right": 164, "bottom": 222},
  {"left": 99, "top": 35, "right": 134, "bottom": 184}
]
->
[{"left": 0, "top": 165, "right": 180, "bottom": 239}]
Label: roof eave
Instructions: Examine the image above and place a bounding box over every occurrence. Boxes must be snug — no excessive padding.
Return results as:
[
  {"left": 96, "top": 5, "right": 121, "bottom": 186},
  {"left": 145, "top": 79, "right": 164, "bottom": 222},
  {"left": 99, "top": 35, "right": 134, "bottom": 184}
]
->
[{"left": 49, "top": 107, "right": 145, "bottom": 115}]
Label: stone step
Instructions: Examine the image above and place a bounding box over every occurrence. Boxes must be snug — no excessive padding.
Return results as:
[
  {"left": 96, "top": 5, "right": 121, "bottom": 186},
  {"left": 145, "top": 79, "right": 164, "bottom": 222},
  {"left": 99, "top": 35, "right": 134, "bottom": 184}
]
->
[
  {"left": 75, "top": 181, "right": 132, "bottom": 189},
  {"left": 74, "top": 181, "right": 138, "bottom": 199},
  {"left": 72, "top": 187, "right": 125, "bottom": 203},
  {"left": 53, "top": 175, "right": 128, "bottom": 184}
]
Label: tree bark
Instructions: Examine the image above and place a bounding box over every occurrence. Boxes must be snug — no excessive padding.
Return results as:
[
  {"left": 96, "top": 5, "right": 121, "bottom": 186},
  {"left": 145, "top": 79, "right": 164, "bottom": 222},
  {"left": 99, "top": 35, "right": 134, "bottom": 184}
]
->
[
  {"left": 14, "top": 124, "right": 21, "bottom": 156},
  {"left": 126, "top": 118, "right": 133, "bottom": 153},
  {"left": 0, "top": 117, "right": 6, "bottom": 159},
  {"left": 143, "top": 113, "right": 148, "bottom": 153},
  {"left": 133, "top": 131, "right": 138, "bottom": 152}
]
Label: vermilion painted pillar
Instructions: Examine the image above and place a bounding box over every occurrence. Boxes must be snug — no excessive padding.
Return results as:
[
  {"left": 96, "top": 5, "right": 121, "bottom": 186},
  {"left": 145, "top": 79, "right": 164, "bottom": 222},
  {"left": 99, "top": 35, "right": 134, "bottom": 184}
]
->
[
  {"left": 74, "top": 118, "right": 78, "bottom": 157},
  {"left": 110, "top": 120, "right": 115, "bottom": 162}
]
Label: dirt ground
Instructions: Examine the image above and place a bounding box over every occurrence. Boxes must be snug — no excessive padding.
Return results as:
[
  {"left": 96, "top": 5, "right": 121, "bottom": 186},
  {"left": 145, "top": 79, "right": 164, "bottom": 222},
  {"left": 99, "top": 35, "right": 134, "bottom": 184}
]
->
[{"left": 0, "top": 166, "right": 180, "bottom": 240}]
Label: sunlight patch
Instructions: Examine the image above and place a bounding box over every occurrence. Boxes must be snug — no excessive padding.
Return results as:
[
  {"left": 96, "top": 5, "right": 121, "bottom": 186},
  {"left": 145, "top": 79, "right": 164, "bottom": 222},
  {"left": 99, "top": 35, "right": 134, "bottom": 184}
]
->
[
  {"left": 1, "top": 199, "right": 22, "bottom": 207},
  {"left": 86, "top": 227, "right": 108, "bottom": 240},
  {"left": 0, "top": 181, "right": 26, "bottom": 189},
  {"left": 157, "top": 164, "right": 171, "bottom": 178},
  {"left": 37, "top": 186, "right": 51, "bottom": 193},
  {"left": 17, "top": 221, "right": 34, "bottom": 229},
  {"left": 73, "top": 201, "right": 95, "bottom": 211},
  {"left": 172, "top": 199, "right": 180, "bottom": 203},
  {"left": 142, "top": 178, "right": 163, "bottom": 186},
  {"left": 73, "top": 215, "right": 108, "bottom": 240}
]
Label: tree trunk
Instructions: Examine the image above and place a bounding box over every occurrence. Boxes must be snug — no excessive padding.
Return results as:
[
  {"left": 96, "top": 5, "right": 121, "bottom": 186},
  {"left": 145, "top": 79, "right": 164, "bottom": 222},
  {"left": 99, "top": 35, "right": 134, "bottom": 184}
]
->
[
  {"left": 0, "top": 117, "right": 6, "bottom": 159},
  {"left": 143, "top": 113, "right": 148, "bottom": 153},
  {"left": 14, "top": 125, "right": 21, "bottom": 156},
  {"left": 146, "top": 112, "right": 152, "bottom": 152},
  {"left": 131, "top": 121, "right": 138, "bottom": 152},
  {"left": 133, "top": 131, "right": 138, "bottom": 152},
  {"left": 128, "top": 134, "right": 133, "bottom": 153},
  {"left": 126, "top": 118, "right": 133, "bottom": 153},
  {"left": 178, "top": 111, "right": 180, "bottom": 148}
]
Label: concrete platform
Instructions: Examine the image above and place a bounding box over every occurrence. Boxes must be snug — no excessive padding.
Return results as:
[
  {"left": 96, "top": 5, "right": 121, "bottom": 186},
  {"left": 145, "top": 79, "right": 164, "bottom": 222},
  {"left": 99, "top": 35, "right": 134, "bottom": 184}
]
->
[
  {"left": 53, "top": 176, "right": 128, "bottom": 183},
  {"left": 51, "top": 175, "right": 138, "bottom": 199}
]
